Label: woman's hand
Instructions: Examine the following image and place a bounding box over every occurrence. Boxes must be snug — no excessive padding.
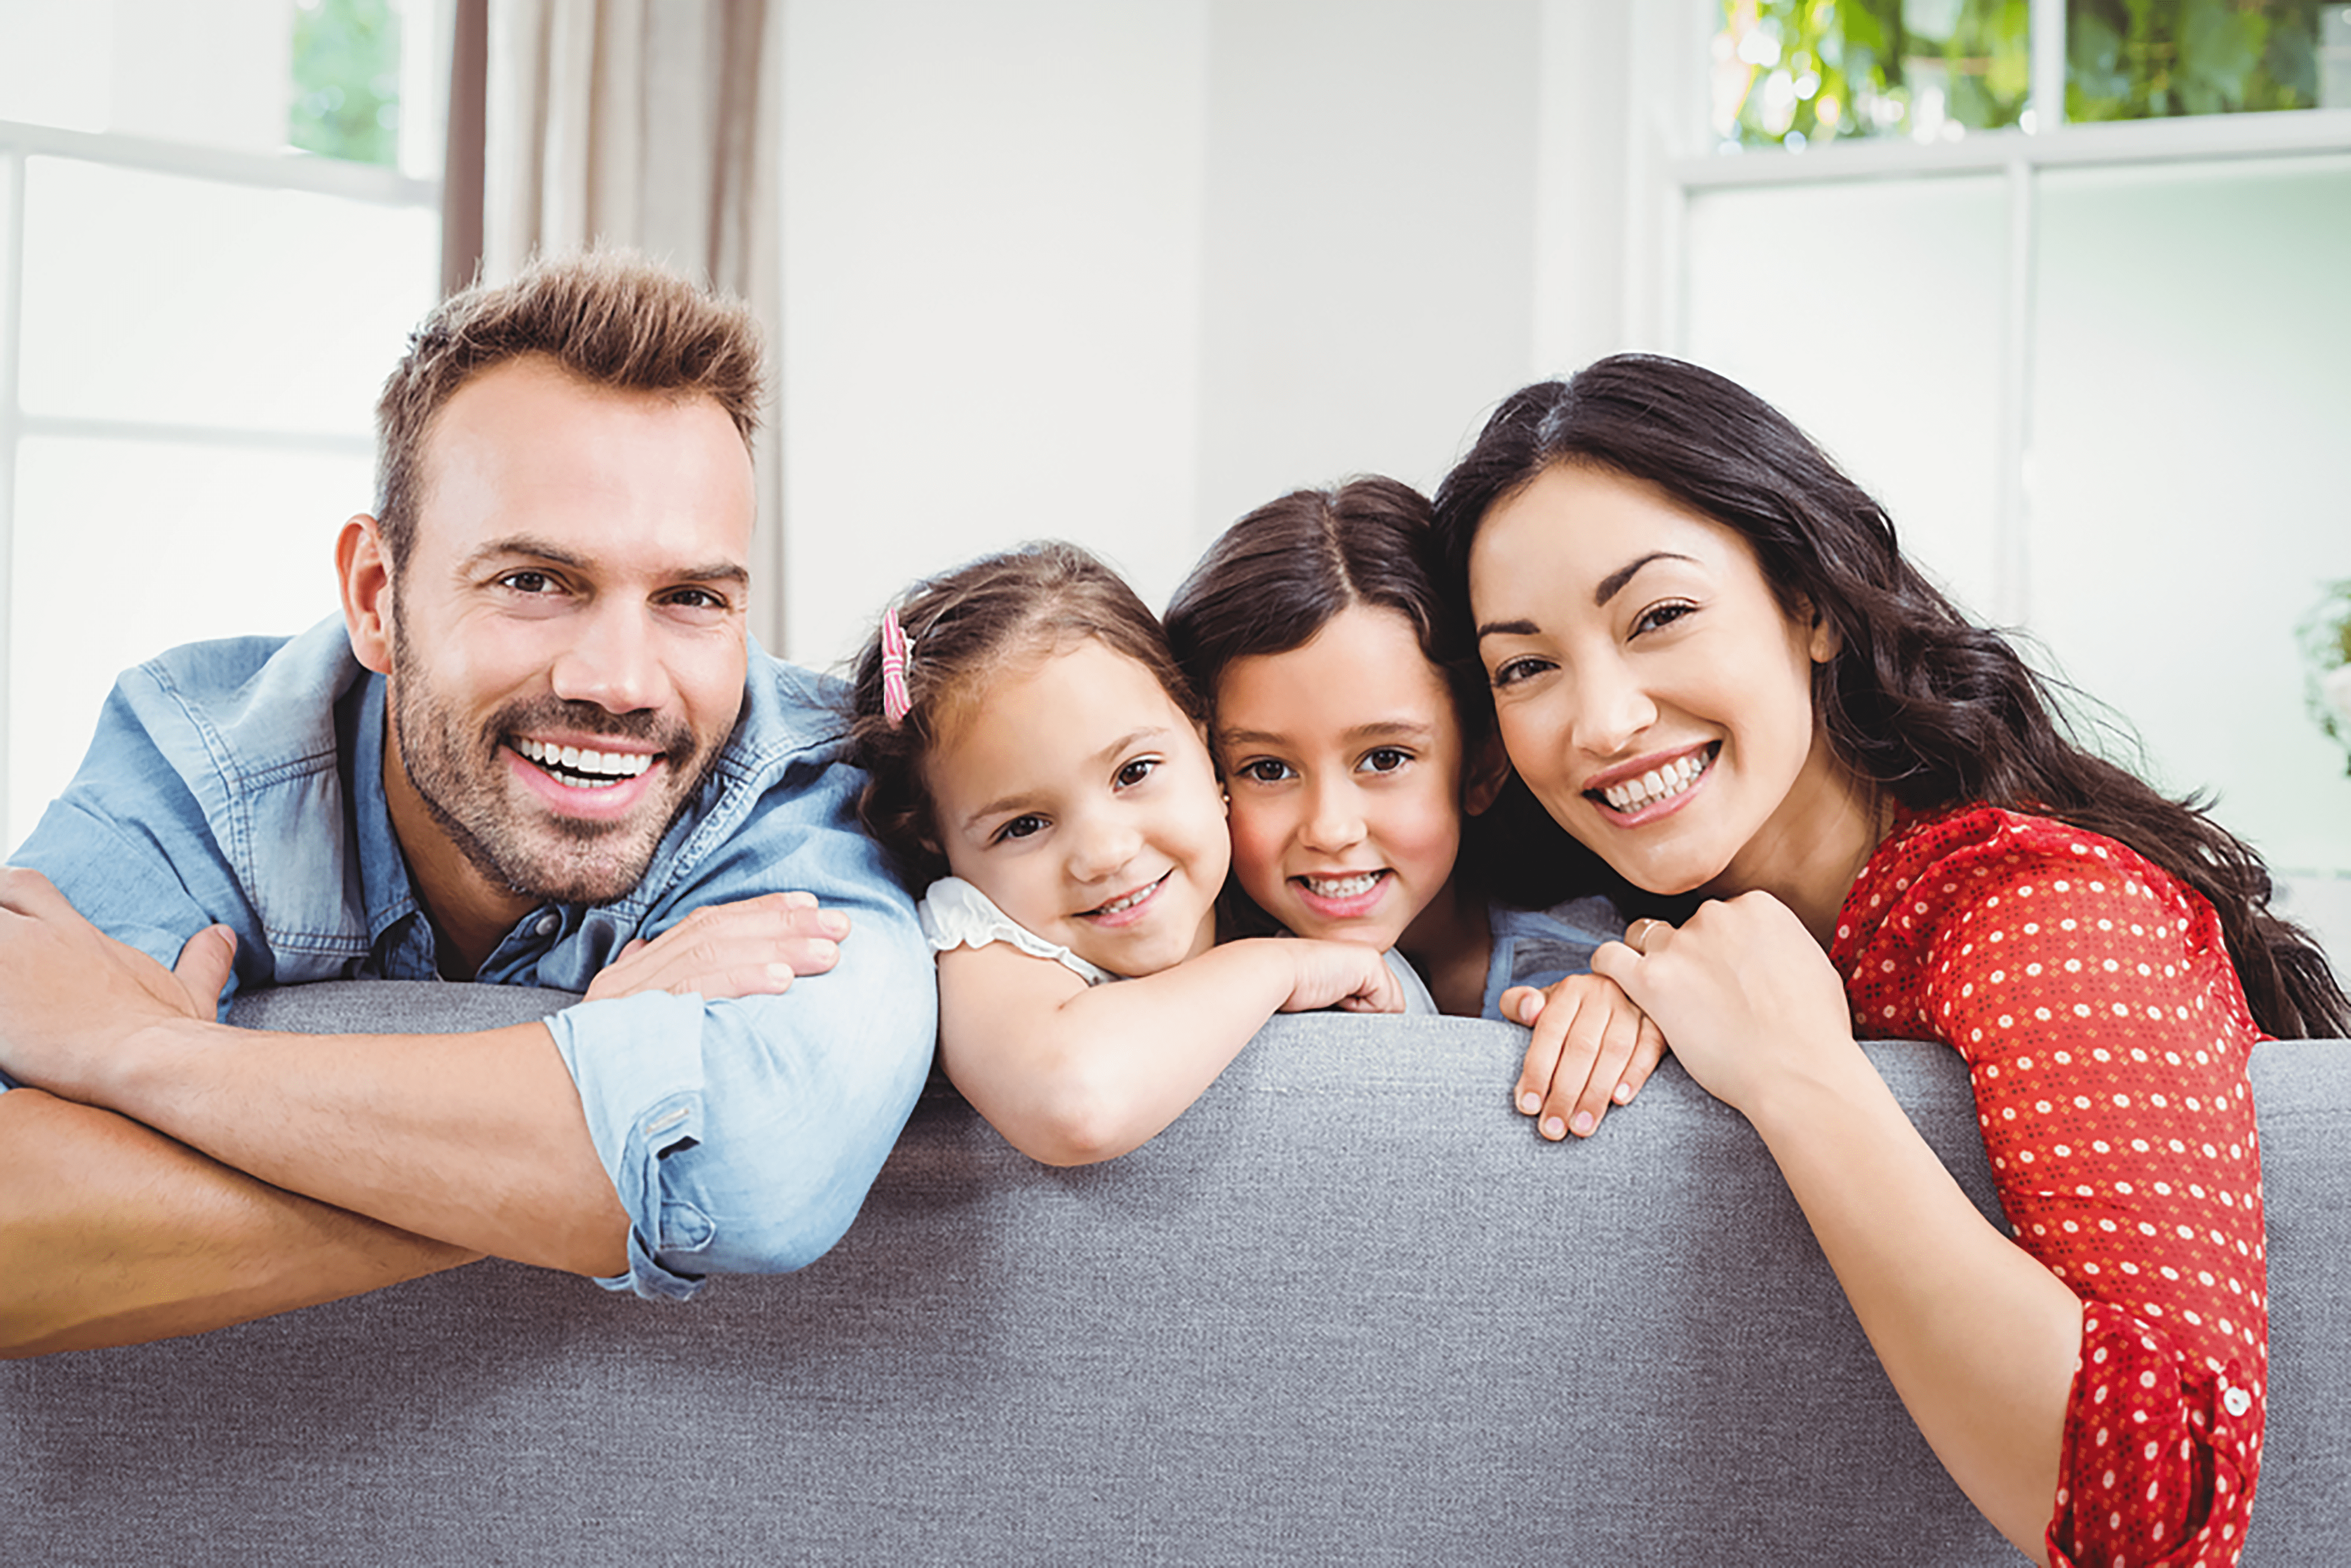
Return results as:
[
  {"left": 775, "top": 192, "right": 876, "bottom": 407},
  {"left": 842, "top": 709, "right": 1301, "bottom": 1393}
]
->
[
  {"left": 1504, "top": 971, "right": 1666, "bottom": 1140},
  {"left": 1590, "top": 895, "right": 1855, "bottom": 1117},
  {"left": 584, "top": 891, "right": 850, "bottom": 1004},
  {"left": 1277, "top": 939, "right": 1407, "bottom": 1016}
]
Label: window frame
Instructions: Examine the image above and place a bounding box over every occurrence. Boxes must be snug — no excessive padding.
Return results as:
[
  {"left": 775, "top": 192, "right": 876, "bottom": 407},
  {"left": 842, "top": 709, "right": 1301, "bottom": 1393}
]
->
[
  {"left": 1640, "top": 1, "right": 2351, "bottom": 628},
  {"left": 0, "top": 116, "right": 439, "bottom": 836}
]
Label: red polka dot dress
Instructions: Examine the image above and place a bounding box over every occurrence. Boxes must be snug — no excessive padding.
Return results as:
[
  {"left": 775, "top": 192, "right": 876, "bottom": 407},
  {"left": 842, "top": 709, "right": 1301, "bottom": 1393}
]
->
[{"left": 1833, "top": 806, "right": 2266, "bottom": 1568}]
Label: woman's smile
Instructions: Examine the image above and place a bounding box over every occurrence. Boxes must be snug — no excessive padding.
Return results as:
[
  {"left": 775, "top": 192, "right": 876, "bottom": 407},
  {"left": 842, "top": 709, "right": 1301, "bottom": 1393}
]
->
[{"left": 1469, "top": 462, "right": 1867, "bottom": 928}]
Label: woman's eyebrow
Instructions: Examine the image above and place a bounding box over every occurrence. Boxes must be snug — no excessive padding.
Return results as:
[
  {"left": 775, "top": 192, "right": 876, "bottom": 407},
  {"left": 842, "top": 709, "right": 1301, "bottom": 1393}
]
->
[
  {"left": 1478, "top": 551, "right": 1702, "bottom": 640},
  {"left": 1595, "top": 551, "right": 1695, "bottom": 606}
]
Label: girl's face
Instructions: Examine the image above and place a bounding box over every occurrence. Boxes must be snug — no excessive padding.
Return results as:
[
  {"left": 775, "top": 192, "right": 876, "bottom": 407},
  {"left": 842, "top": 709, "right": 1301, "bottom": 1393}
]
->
[
  {"left": 924, "top": 637, "right": 1227, "bottom": 978},
  {"left": 1467, "top": 463, "right": 1853, "bottom": 908},
  {"left": 1214, "top": 604, "right": 1479, "bottom": 953}
]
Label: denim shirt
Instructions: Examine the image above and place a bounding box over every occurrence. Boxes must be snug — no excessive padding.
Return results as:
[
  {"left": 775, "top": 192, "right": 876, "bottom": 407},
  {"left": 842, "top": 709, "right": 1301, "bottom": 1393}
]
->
[
  {"left": 1479, "top": 894, "right": 1626, "bottom": 1018},
  {"left": 8, "top": 616, "right": 937, "bottom": 1301}
]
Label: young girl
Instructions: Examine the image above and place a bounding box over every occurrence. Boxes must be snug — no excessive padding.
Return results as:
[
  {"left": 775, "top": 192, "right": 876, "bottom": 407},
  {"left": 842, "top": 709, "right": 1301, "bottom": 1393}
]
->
[
  {"left": 1162, "top": 477, "right": 1662, "bottom": 1141},
  {"left": 1434, "top": 353, "right": 2348, "bottom": 1566},
  {"left": 845, "top": 541, "right": 1408, "bottom": 1167}
]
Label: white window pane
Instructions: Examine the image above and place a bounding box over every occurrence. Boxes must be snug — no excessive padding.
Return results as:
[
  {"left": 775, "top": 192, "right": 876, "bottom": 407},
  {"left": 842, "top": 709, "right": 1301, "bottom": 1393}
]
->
[
  {"left": 1682, "top": 175, "right": 2009, "bottom": 620},
  {"left": 2028, "top": 153, "right": 2351, "bottom": 876},
  {"left": 0, "top": 1, "right": 113, "bottom": 134},
  {"left": 10, "top": 436, "right": 359, "bottom": 852},
  {"left": 19, "top": 157, "right": 436, "bottom": 433}
]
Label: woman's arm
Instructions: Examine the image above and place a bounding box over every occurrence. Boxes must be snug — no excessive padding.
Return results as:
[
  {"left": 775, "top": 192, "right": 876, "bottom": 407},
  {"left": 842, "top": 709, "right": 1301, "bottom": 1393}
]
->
[
  {"left": 1596, "top": 893, "right": 2080, "bottom": 1563},
  {"left": 938, "top": 937, "right": 1401, "bottom": 1166},
  {"left": 1605, "top": 838, "right": 2271, "bottom": 1568}
]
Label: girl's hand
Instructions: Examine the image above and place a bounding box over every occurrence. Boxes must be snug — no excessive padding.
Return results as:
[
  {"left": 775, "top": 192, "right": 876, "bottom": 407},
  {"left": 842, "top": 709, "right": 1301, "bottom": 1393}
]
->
[
  {"left": 1277, "top": 939, "right": 1407, "bottom": 1016},
  {"left": 1590, "top": 895, "right": 1855, "bottom": 1117},
  {"left": 1504, "top": 971, "right": 1666, "bottom": 1140},
  {"left": 585, "top": 891, "right": 850, "bottom": 1004}
]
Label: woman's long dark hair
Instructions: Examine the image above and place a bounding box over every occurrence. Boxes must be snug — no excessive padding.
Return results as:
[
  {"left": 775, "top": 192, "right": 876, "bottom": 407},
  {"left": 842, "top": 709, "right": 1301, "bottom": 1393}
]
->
[{"left": 1431, "top": 354, "right": 2347, "bottom": 1039}]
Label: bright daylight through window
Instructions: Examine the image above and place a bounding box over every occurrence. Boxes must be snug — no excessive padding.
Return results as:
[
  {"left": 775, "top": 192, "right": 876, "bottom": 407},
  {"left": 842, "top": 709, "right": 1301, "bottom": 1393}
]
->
[{"left": 0, "top": 0, "right": 444, "bottom": 849}]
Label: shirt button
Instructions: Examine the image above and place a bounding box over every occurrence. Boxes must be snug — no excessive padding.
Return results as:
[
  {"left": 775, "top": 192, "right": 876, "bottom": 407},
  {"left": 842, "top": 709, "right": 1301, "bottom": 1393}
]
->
[
  {"left": 535, "top": 913, "right": 560, "bottom": 937},
  {"left": 2222, "top": 1386, "right": 2252, "bottom": 1418}
]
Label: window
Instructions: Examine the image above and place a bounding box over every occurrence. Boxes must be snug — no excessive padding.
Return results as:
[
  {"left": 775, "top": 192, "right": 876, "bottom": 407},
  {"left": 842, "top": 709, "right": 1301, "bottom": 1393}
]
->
[
  {"left": 0, "top": 0, "right": 445, "bottom": 848},
  {"left": 1666, "top": 0, "right": 2351, "bottom": 939}
]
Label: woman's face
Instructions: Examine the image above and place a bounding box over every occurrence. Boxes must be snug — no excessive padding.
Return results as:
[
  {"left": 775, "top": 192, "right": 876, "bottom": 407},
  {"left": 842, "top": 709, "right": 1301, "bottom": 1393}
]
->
[{"left": 1466, "top": 462, "right": 1848, "bottom": 904}]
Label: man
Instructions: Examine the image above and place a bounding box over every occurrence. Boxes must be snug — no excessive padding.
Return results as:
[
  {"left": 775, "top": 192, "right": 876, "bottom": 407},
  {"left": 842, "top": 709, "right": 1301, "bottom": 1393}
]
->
[{"left": 0, "top": 254, "right": 935, "bottom": 1356}]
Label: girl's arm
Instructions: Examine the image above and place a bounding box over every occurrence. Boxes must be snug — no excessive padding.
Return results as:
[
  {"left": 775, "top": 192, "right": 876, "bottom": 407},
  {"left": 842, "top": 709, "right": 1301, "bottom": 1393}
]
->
[
  {"left": 1501, "top": 972, "right": 1667, "bottom": 1140},
  {"left": 939, "top": 937, "right": 1402, "bottom": 1166}
]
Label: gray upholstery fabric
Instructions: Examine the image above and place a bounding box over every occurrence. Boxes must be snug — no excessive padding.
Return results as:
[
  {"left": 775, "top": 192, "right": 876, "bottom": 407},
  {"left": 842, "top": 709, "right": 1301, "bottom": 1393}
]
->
[{"left": 2, "top": 983, "right": 2343, "bottom": 1565}]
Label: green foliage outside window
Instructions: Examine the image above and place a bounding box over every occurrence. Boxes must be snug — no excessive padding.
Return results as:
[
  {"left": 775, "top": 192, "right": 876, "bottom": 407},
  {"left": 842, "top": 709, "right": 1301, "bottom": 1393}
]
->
[
  {"left": 289, "top": 0, "right": 403, "bottom": 166},
  {"left": 1717, "top": 0, "right": 2332, "bottom": 150},
  {"left": 2069, "top": 0, "right": 2326, "bottom": 120},
  {"left": 1716, "top": 0, "right": 2032, "bottom": 147}
]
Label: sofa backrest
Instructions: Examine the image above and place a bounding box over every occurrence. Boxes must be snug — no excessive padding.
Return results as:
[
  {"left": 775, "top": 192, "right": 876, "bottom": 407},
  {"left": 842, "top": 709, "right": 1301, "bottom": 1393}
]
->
[{"left": 2, "top": 985, "right": 2343, "bottom": 1565}]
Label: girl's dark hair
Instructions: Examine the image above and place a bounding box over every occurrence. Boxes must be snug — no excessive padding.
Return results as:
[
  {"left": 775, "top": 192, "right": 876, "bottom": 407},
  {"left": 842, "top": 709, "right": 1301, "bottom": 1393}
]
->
[
  {"left": 1163, "top": 477, "right": 1518, "bottom": 916},
  {"left": 1431, "top": 353, "right": 2347, "bottom": 1039},
  {"left": 847, "top": 541, "right": 1202, "bottom": 891},
  {"left": 1163, "top": 477, "right": 1483, "bottom": 735}
]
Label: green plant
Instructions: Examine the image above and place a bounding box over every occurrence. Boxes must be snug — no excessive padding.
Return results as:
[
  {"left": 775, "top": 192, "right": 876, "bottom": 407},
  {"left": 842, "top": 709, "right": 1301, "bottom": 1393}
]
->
[{"left": 2300, "top": 579, "right": 2351, "bottom": 774}]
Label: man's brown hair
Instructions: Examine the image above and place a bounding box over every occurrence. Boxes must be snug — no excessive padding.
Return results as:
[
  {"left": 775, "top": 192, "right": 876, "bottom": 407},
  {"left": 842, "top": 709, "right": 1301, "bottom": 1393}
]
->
[{"left": 372, "top": 250, "right": 766, "bottom": 574}]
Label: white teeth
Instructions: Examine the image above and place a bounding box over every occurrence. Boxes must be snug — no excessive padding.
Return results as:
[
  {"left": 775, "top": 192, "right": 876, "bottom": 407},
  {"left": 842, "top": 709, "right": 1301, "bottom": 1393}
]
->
[
  {"left": 517, "top": 737, "right": 654, "bottom": 786},
  {"left": 1093, "top": 880, "right": 1158, "bottom": 916},
  {"left": 1302, "top": 872, "right": 1381, "bottom": 899},
  {"left": 1599, "top": 749, "right": 1712, "bottom": 813}
]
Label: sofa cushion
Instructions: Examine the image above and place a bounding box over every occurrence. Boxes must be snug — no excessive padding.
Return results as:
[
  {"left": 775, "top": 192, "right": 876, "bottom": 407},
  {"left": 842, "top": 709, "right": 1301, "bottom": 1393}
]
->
[{"left": 1, "top": 985, "right": 2341, "bottom": 1565}]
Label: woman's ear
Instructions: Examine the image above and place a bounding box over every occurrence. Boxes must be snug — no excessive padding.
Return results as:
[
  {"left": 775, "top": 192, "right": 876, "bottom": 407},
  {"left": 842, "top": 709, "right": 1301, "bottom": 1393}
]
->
[
  {"left": 1462, "top": 730, "right": 1510, "bottom": 816},
  {"left": 1801, "top": 598, "right": 1842, "bottom": 664}
]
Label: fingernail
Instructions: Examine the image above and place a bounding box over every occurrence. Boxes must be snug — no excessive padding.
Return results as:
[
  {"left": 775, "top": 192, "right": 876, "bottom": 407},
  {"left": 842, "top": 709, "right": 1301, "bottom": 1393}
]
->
[
  {"left": 812, "top": 939, "right": 838, "bottom": 963},
  {"left": 783, "top": 890, "right": 816, "bottom": 908},
  {"left": 820, "top": 912, "right": 850, "bottom": 937},
  {"left": 1518, "top": 1091, "right": 1541, "bottom": 1114},
  {"left": 1613, "top": 1082, "right": 1633, "bottom": 1104},
  {"left": 764, "top": 962, "right": 796, "bottom": 983},
  {"left": 1540, "top": 1115, "right": 1566, "bottom": 1140},
  {"left": 1570, "top": 1111, "right": 1596, "bottom": 1136}
]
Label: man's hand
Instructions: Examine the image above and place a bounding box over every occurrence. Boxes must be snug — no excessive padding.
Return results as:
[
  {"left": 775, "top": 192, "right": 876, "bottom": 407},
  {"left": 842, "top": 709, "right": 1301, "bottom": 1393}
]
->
[
  {"left": 585, "top": 890, "right": 850, "bottom": 1004},
  {"left": 0, "top": 868, "right": 230, "bottom": 1101}
]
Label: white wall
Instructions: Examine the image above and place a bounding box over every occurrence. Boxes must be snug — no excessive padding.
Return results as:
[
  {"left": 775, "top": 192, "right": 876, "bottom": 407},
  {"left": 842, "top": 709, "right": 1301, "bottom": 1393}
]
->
[
  {"left": 777, "top": 0, "right": 1548, "bottom": 674},
  {"left": 779, "top": 0, "right": 1211, "bottom": 674}
]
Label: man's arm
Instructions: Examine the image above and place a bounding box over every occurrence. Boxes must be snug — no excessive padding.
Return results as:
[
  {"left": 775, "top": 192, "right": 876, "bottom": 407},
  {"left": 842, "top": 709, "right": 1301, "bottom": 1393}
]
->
[
  {"left": 0, "top": 873, "right": 631, "bottom": 1275},
  {"left": 0, "top": 921, "right": 484, "bottom": 1358},
  {"left": 0, "top": 1088, "right": 480, "bottom": 1358}
]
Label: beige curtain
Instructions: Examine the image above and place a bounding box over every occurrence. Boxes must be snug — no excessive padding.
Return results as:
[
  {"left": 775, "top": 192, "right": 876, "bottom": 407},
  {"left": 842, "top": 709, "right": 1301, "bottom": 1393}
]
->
[{"left": 473, "top": 0, "right": 787, "bottom": 648}]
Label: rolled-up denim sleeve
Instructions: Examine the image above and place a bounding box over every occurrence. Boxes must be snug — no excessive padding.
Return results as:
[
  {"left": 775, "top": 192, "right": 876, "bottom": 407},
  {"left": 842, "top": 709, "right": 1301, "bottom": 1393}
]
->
[{"left": 542, "top": 732, "right": 938, "bottom": 1299}]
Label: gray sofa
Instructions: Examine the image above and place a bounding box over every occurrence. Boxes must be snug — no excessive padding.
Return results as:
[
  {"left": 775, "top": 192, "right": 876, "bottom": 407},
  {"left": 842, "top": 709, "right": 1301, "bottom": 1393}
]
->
[{"left": 3, "top": 982, "right": 2345, "bottom": 1566}]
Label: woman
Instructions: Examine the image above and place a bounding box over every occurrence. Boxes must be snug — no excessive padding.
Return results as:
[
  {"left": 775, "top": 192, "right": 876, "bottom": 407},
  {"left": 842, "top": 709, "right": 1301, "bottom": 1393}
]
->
[{"left": 1431, "top": 354, "right": 2345, "bottom": 1567}]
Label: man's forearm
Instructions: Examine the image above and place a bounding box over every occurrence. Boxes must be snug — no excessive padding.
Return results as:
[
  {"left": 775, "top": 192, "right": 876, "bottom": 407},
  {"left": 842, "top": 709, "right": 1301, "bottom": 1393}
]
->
[
  {"left": 78, "top": 1018, "right": 630, "bottom": 1278},
  {"left": 0, "top": 1089, "right": 479, "bottom": 1358}
]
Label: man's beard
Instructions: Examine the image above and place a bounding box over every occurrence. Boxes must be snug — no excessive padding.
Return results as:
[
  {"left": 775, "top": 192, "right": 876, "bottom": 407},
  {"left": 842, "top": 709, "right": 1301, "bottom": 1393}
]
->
[{"left": 389, "top": 662, "right": 717, "bottom": 908}]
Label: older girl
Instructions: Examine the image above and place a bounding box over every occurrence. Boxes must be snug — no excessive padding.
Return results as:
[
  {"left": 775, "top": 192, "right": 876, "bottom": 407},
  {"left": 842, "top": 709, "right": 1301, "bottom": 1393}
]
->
[
  {"left": 1164, "top": 477, "right": 1661, "bottom": 1139},
  {"left": 1433, "top": 353, "right": 2345, "bottom": 1566}
]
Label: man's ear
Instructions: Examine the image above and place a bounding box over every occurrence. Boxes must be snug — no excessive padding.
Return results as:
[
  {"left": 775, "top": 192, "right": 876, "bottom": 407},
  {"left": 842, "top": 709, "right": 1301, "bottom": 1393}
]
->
[
  {"left": 1462, "top": 730, "right": 1510, "bottom": 817},
  {"left": 338, "top": 515, "right": 395, "bottom": 675}
]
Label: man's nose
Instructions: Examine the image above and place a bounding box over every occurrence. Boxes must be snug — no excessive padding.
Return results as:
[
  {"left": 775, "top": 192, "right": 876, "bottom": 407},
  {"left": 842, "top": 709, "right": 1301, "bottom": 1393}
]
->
[{"left": 550, "top": 603, "right": 666, "bottom": 714}]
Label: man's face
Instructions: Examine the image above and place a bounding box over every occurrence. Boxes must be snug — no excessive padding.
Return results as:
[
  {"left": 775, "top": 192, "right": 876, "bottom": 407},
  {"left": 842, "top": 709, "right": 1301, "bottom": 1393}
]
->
[{"left": 370, "top": 355, "right": 754, "bottom": 912}]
